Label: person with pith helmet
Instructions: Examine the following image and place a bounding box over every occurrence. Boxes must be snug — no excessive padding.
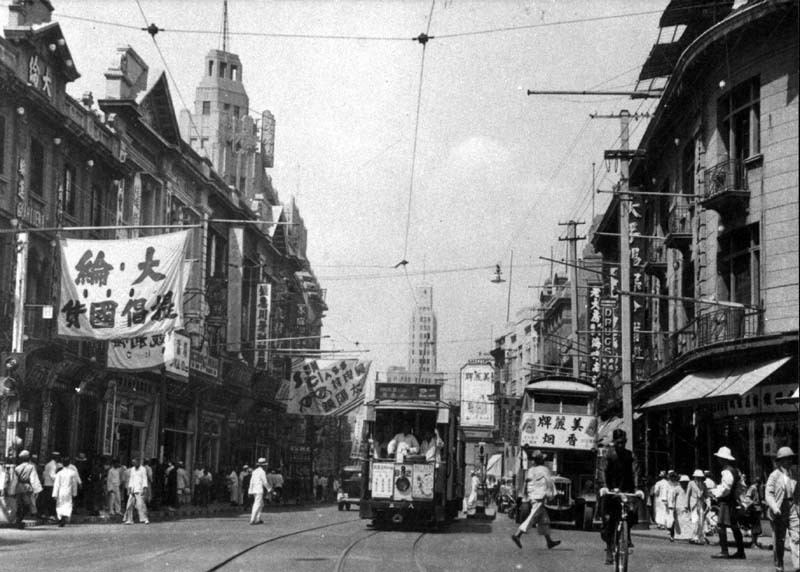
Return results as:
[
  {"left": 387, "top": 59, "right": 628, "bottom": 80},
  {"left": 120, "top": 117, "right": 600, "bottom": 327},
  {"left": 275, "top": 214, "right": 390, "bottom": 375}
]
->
[
  {"left": 709, "top": 445, "right": 746, "bottom": 559},
  {"left": 765, "top": 446, "right": 799, "bottom": 572}
]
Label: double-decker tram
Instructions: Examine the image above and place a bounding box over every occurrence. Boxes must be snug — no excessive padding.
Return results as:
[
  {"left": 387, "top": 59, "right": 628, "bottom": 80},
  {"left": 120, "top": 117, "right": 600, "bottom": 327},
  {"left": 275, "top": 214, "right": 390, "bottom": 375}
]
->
[
  {"left": 359, "top": 383, "right": 465, "bottom": 527},
  {"left": 519, "top": 375, "right": 599, "bottom": 529}
]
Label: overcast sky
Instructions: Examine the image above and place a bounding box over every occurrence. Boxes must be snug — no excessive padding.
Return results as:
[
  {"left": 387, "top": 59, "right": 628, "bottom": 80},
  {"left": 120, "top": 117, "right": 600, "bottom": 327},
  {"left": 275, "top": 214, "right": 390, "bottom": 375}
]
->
[{"left": 50, "top": 0, "right": 664, "bottom": 381}]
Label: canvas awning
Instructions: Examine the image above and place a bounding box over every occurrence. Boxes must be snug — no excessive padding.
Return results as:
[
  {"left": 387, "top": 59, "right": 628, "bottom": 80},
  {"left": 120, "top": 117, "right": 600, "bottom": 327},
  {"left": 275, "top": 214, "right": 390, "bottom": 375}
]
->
[
  {"left": 486, "top": 453, "right": 503, "bottom": 478},
  {"left": 639, "top": 357, "right": 791, "bottom": 410}
]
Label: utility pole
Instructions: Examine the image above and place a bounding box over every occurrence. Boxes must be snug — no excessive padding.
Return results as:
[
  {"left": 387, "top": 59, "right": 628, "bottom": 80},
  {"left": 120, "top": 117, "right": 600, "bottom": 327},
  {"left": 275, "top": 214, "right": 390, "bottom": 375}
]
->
[
  {"left": 618, "top": 110, "right": 634, "bottom": 452},
  {"left": 558, "top": 221, "right": 585, "bottom": 379}
]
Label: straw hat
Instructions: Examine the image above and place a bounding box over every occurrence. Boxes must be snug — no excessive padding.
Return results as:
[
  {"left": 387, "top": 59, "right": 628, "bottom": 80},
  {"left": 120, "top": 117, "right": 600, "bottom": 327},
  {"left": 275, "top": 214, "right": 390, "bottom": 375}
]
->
[
  {"left": 256, "top": 457, "right": 268, "bottom": 466},
  {"left": 775, "top": 447, "right": 796, "bottom": 461},
  {"left": 18, "top": 450, "right": 30, "bottom": 459},
  {"left": 713, "top": 446, "right": 735, "bottom": 461},
  {"left": 679, "top": 474, "right": 690, "bottom": 483},
  {"left": 692, "top": 469, "right": 704, "bottom": 478}
]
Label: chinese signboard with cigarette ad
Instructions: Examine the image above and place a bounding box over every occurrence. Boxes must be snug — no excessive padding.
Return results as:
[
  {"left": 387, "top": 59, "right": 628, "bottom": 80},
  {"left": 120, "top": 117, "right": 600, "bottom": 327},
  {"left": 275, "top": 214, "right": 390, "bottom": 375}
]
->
[
  {"left": 58, "top": 231, "right": 190, "bottom": 339},
  {"left": 519, "top": 412, "right": 597, "bottom": 451}
]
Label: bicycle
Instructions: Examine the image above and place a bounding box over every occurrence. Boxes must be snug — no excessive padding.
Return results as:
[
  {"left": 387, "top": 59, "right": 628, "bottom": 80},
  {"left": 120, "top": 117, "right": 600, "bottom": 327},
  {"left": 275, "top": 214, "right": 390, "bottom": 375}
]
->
[{"left": 606, "top": 490, "right": 643, "bottom": 572}]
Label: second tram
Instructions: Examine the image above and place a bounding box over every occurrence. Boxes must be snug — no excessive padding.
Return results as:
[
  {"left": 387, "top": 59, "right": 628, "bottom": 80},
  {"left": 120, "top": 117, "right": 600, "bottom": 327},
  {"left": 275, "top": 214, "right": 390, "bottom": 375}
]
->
[{"left": 519, "top": 375, "right": 599, "bottom": 529}]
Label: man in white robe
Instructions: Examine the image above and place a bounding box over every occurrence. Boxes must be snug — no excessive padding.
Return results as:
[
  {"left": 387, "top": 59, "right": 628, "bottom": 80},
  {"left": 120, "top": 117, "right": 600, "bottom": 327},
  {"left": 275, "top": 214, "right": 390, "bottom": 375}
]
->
[
  {"left": 52, "top": 460, "right": 79, "bottom": 527},
  {"left": 652, "top": 470, "right": 669, "bottom": 529}
]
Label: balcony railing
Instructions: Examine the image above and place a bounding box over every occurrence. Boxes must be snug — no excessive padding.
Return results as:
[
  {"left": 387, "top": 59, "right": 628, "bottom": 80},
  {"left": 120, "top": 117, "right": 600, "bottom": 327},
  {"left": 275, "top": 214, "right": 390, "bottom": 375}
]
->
[
  {"left": 671, "top": 306, "right": 764, "bottom": 358},
  {"left": 702, "top": 158, "right": 749, "bottom": 211},
  {"left": 665, "top": 200, "right": 692, "bottom": 250}
]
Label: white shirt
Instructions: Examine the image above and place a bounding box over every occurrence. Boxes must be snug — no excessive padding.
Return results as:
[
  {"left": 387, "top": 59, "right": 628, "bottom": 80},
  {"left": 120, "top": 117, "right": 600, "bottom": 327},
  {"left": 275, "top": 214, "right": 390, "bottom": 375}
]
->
[
  {"left": 44, "top": 460, "right": 59, "bottom": 486},
  {"left": 128, "top": 465, "right": 149, "bottom": 494},
  {"left": 387, "top": 432, "right": 420, "bottom": 462},
  {"left": 249, "top": 467, "right": 271, "bottom": 495}
]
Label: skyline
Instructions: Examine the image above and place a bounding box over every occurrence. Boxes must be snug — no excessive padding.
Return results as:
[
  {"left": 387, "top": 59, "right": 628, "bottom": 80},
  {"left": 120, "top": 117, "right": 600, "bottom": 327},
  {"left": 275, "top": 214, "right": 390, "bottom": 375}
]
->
[{"left": 47, "top": 0, "right": 665, "bottom": 378}]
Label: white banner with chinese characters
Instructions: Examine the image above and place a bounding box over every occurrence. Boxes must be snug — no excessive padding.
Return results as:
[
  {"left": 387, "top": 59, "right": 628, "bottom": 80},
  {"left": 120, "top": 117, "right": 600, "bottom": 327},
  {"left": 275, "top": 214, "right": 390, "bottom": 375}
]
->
[
  {"left": 460, "top": 363, "right": 495, "bottom": 427},
  {"left": 276, "top": 359, "right": 371, "bottom": 416},
  {"left": 519, "top": 412, "right": 597, "bottom": 451},
  {"left": 254, "top": 283, "right": 271, "bottom": 370},
  {"left": 106, "top": 331, "right": 190, "bottom": 379},
  {"left": 58, "top": 231, "right": 189, "bottom": 339}
]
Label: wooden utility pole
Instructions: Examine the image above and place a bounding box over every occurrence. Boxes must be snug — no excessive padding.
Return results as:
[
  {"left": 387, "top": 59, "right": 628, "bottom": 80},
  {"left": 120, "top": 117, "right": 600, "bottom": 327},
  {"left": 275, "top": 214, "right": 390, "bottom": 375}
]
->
[
  {"left": 558, "top": 221, "right": 585, "bottom": 379},
  {"left": 618, "top": 110, "right": 634, "bottom": 451}
]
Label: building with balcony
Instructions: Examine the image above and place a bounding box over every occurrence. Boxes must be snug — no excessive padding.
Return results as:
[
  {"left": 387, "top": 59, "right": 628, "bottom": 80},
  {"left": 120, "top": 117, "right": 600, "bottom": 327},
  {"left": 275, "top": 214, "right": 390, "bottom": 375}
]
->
[{"left": 591, "top": 0, "right": 798, "bottom": 480}]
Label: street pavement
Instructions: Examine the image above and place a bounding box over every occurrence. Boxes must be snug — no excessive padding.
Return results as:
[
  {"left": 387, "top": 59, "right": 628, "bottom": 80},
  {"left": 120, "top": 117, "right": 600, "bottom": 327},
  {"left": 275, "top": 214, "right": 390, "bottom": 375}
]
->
[{"left": 0, "top": 504, "right": 781, "bottom": 572}]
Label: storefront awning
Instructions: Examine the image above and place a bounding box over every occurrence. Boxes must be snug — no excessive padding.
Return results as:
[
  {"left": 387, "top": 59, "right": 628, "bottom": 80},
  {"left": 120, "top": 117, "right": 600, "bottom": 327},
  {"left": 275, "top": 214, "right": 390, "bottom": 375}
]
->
[
  {"left": 486, "top": 453, "right": 503, "bottom": 478},
  {"left": 639, "top": 357, "right": 791, "bottom": 410}
]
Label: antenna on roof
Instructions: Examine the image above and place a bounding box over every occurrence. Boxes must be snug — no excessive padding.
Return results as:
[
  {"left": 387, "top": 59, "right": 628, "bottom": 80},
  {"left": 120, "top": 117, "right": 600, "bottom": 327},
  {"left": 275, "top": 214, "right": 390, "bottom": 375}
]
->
[{"left": 222, "top": 0, "right": 230, "bottom": 52}]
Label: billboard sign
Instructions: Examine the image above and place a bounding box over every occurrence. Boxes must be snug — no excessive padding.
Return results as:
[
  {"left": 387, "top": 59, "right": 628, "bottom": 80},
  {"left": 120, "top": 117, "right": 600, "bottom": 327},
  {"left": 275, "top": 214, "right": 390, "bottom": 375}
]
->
[{"left": 460, "top": 363, "right": 494, "bottom": 428}]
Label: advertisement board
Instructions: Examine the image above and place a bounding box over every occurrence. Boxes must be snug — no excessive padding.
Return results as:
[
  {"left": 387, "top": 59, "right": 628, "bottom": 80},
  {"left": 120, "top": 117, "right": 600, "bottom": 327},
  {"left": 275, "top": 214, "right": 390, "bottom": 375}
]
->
[
  {"left": 519, "top": 411, "right": 597, "bottom": 451},
  {"left": 460, "top": 363, "right": 494, "bottom": 427}
]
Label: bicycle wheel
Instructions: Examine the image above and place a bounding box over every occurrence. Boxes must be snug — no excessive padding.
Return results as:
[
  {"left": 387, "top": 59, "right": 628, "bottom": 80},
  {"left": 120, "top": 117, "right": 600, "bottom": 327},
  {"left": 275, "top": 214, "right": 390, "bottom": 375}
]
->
[{"left": 615, "top": 519, "right": 629, "bottom": 572}]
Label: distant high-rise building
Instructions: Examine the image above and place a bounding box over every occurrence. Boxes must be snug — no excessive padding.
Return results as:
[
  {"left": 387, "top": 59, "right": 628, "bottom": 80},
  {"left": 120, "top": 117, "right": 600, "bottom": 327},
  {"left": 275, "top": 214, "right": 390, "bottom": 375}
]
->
[{"left": 408, "top": 285, "right": 438, "bottom": 375}]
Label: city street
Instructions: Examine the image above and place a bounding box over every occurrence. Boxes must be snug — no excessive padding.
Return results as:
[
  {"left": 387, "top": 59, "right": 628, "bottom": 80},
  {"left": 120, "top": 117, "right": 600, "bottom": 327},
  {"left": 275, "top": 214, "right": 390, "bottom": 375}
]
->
[{"left": 0, "top": 505, "right": 777, "bottom": 572}]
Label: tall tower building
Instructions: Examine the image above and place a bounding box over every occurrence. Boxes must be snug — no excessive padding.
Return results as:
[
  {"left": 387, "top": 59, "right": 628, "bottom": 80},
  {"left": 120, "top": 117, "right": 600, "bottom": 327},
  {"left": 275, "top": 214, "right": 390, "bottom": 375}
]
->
[
  {"left": 407, "top": 285, "right": 438, "bottom": 376},
  {"left": 179, "top": 46, "right": 261, "bottom": 199}
]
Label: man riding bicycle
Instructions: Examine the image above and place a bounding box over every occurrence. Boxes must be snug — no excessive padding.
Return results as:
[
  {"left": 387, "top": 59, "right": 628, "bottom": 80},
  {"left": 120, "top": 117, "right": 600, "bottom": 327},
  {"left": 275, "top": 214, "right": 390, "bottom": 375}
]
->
[{"left": 599, "top": 428, "right": 639, "bottom": 565}]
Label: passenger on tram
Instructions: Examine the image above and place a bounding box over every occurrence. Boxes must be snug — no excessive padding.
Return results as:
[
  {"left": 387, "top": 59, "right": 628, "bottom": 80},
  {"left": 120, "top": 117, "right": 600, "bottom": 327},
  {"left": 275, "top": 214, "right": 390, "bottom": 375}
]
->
[
  {"left": 387, "top": 423, "right": 420, "bottom": 463},
  {"left": 372, "top": 430, "right": 389, "bottom": 460},
  {"left": 420, "top": 429, "right": 444, "bottom": 464}
]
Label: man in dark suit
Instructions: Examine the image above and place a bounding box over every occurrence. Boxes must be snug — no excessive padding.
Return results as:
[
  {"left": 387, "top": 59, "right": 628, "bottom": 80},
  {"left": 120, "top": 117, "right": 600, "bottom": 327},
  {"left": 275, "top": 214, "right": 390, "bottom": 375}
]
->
[{"left": 600, "top": 428, "right": 638, "bottom": 565}]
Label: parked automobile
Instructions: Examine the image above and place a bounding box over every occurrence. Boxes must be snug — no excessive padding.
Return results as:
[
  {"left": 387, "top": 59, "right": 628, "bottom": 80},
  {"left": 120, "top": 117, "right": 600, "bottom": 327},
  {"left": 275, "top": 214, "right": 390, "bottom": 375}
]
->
[{"left": 338, "top": 465, "right": 362, "bottom": 511}]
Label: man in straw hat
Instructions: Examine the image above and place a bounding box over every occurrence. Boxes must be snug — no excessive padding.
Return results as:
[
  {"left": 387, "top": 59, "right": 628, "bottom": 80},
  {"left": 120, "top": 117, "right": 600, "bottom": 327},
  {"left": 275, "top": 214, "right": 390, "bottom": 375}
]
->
[
  {"left": 248, "top": 458, "right": 272, "bottom": 525},
  {"left": 510, "top": 449, "right": 561, "bottom": 550},
  {"left": 765, "top": 446, "right": 798, "bottom": 572},
  {"left": 709, "top": 445, "right": 746, "bottom": 559}
]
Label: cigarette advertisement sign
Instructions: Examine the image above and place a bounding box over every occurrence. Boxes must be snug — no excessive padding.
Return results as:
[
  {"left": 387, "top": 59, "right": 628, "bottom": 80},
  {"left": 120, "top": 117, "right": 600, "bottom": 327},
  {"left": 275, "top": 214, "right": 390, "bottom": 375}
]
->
[
  {"left": 58, "top": 231, "right": 189, "bottom": 339},
  {"left": 519, "top": 412, "right": 597, "bottom": 451}
]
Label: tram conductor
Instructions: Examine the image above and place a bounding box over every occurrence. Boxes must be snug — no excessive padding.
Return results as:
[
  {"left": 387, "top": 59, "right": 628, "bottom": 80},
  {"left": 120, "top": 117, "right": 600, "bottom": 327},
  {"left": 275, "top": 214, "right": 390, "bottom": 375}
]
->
[{"left": 387, "top": 423, "right": 420, "bottom": 463}]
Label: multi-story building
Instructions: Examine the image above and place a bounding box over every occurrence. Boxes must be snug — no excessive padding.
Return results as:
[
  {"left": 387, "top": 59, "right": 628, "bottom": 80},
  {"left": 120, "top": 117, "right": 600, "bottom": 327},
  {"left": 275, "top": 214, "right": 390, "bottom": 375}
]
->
[
  {"left": 0, "top": 0, "right": 326, "bottom": 493},
  {"left": 408, "top": 285, "right": 437, "bottom": 375},
  {"left": 591, "top": 0, "right": 798, "bottom": 479}
]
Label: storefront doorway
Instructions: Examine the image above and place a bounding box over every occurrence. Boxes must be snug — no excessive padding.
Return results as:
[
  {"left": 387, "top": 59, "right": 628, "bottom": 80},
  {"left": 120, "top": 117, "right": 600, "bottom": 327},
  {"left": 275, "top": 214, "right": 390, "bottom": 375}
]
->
[{"left": 116, "top": 422, "right": 143, "bottom": 466}]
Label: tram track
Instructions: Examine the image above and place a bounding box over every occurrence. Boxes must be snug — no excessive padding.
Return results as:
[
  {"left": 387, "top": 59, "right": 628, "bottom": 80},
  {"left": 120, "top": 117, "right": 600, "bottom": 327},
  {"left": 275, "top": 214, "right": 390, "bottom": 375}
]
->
[
  {"left": 333, "top": 529, "right": 429, "bottom": 572},
  {"left": 203, "top": 517, "right": 361, "bottom": 572}
]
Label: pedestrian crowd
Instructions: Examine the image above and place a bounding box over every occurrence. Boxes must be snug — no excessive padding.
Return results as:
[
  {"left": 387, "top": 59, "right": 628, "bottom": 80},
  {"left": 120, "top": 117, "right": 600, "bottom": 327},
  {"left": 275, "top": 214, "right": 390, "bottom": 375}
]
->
[
  {"left": 0, "top": 449, "right": 290, "bottom": 530},
  {"left": 645, "top": 445, "right": 798, "bottom": 572}
]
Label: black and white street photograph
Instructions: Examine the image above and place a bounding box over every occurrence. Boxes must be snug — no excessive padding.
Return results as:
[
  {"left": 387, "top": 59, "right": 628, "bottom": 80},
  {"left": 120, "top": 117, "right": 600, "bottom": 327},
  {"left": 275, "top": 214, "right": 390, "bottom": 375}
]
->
[{"left": 0, "top": 0, "right": 798, "bottom": 570}]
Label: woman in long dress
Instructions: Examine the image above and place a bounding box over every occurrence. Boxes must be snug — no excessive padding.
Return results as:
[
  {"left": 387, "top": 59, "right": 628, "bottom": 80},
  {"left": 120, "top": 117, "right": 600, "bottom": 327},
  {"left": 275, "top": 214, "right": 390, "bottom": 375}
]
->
[
  {"left": 227, "top": 467, "right": 240, "bottom": 506},
  {"left": 52, "top": 462, "right": 78, "bottom": 527}
]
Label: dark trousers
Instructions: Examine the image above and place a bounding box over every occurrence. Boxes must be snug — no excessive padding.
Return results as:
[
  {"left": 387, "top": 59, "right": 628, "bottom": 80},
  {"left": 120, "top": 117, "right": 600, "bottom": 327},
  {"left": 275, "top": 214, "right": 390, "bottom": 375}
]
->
[{"left": 718, "top": 521, "right": 745, "bottom": 554}]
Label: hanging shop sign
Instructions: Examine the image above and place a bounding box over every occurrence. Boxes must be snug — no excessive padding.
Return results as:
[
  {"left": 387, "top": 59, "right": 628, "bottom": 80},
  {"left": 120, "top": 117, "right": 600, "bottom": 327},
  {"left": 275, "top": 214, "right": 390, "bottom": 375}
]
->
[
  {"left": 190, "top": 348, "right": 219, "bottom": 381},
  {"left": 519, "top": 411, "right": 597, "bottom": 451},
  {"left": 277, "top": 359, "right": 371, "bottom": 416},
  {"left": 460, "top": 363, "right": 494, "bottom": 428},
  {"left": 587, "top": 285, "right": 602, "bottom": 385},
  {"left": 106, "top": 331, "right": 190, "bottom": 379},
  {"left": 254, "top": 283, "right": 271, "bottom": 370},
  {"left": 600, "top": 297, "right": 620, "bottom": 377},
  {"left": 58, "top": 230, "right": 189, "bottom": 339}
]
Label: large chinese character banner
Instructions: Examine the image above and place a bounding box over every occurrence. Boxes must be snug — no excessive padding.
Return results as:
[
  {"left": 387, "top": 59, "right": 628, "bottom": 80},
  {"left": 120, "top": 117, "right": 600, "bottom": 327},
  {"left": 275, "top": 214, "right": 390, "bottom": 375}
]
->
[
  {"left": 58, "top": 231, "right": 190, "bottom": 339},
  {"left": 519, "top": 412, "right": 597, "bottom": 451},
  {"left": 277, "top": 359, "right": 371, "bottom": 416}
]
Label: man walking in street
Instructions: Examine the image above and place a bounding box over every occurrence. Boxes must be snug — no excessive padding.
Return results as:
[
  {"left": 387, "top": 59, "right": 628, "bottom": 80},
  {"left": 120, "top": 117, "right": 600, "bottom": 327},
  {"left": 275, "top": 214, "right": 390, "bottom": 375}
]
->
[
  {"left": 123, "top": 457, "right": 149, "bottom": 525},
  {"left": 52, "top": 459, "right": 79, "bottom": 527},
  {"left": 710, "top": 446, "right": 746, "bottom": 560},
  {"left": 107, "top": 458, "right": 122, "bottom": 516},
  {"left": 249, "top": 458, "right": 271, "bottom": 525},
  {"left": 14, "top": 450, "right": 42, "bottom": 529},
  {"left": 510, "top": 449, "right": 561, "bottom": 550},
  {"left": 652, "top": 470, "right": 669, "bottom": 529},
  {"left": 687, "top": 469, "right": 708, "bottom": 545},
  {"left": 42, "top": 451, "right": 60, "bottom": 522},
  {"left": 765, "top": 446, "right": 798, "bottom": 572}
]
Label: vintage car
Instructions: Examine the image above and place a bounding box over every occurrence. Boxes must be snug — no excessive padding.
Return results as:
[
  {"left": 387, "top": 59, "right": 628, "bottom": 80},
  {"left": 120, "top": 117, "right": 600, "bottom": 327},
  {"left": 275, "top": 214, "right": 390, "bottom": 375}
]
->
[{"left": 337, "top": 465, "right": 362, "bottom": 511}]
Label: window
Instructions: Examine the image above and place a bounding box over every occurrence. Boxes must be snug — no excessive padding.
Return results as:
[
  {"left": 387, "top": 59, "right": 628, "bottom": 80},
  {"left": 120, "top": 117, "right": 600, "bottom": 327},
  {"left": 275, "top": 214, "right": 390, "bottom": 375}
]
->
[
  {"left": 231, "top": 64, "right": 238, "bottom": 81},
  {"left": 718, "top": 223, "right": 760, "bottom": 305},
  {"left": 29, "top": 138, "right": 45, "bottom": 197},
  {"left": 208, "top": 60, "right": 214, "bottom": 77},
  {"left": 681, "top": 141, "right": 695, "bottom": 196},
  {"left": 0, "top": 114, "right": 6, "bottom": 176},
  {"left": 202, "top": 101, "right": 211, "bottom": 115},
  {"left": 90, "top": 184, "right": 104, "bottom": 228},
  {"left": 719, "top": 77, "right": 760, "bottom": 186},
  {"left": 200, "top": 137, "right": 208, "bottom": 149},
  {"left": 233, "top": 106, "right": 240, "bottom": 119},
  {"left": 224, "top": 103, "right": 231, "bottom": 112},
  {"left": 62, "top": 163, "right": 76, "bottom": 216},
  {"left": 219, "top": 62, "right": 227, "bottom": 78}
]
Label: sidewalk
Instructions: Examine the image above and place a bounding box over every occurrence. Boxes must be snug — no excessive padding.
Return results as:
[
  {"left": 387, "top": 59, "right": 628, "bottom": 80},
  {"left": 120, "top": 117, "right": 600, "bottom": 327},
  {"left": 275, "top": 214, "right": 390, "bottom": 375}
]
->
[{"left": 2, "top": 499, "right": 317, "bottom": 528}]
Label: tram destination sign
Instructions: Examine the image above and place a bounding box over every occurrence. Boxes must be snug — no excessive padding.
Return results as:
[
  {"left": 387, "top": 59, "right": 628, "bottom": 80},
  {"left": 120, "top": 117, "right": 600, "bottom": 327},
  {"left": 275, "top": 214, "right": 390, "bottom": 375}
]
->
[{"left": 375, "top": 383, "right": 441, "bottom": 401}]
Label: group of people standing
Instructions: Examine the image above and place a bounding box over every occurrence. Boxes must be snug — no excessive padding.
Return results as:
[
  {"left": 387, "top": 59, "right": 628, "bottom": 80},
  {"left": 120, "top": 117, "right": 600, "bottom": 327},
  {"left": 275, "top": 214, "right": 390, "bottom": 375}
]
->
[{"left": 648, "top": 445, "right": 799, "bottom": 571}]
